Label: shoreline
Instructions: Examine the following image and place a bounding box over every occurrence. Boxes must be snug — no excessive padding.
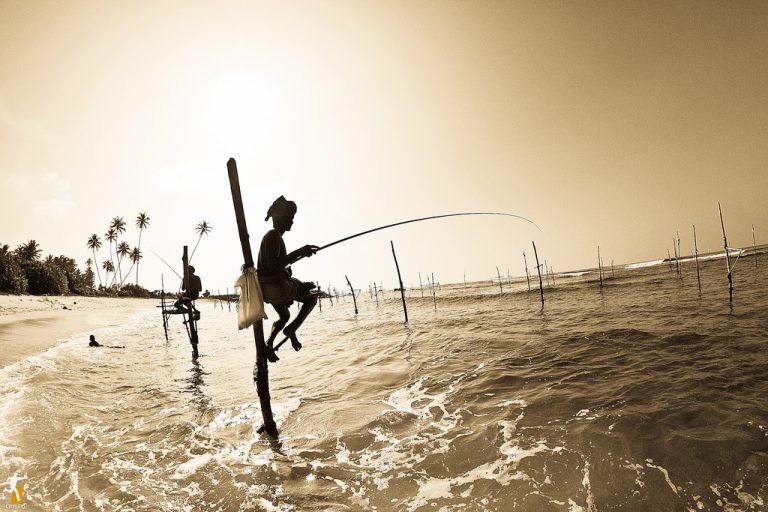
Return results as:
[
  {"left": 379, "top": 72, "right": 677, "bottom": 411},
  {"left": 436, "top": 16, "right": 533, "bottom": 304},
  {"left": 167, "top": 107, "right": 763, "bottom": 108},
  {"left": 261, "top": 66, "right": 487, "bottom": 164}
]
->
[{"left": 0, "top": 295, "right": 158, "bottom": 368}]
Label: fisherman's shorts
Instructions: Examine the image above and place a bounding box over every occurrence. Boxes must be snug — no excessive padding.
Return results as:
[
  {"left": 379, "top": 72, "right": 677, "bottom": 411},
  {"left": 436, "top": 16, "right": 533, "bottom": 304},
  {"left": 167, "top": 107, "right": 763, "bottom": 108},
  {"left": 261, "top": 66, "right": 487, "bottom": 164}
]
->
[{"left": 259, "top": 277, "right": 315, "bottom": 306}]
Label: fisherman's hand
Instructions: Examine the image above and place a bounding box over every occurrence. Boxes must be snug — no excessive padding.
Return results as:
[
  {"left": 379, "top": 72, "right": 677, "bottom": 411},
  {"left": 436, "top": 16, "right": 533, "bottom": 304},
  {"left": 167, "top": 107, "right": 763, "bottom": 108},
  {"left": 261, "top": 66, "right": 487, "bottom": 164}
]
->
[{"left": 298, "top": 245, "right": 319, "bottom": 258}]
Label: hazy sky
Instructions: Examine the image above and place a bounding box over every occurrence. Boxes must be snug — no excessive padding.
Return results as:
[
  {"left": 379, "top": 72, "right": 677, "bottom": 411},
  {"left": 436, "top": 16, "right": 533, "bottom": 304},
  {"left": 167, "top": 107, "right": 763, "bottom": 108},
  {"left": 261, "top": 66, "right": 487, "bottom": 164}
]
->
[{"left": 2, "top": 1, "right": 767, "bottom": 292}]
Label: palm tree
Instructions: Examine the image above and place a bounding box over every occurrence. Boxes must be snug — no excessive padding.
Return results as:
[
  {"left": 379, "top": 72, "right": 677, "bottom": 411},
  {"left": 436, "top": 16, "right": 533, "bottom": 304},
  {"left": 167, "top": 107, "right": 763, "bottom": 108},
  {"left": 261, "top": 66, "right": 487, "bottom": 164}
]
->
[
  {"left": 110, "top": 216, "right": 127, "bottom": 236},
  {"left": 121, "top": 247, "right": 143, "bottom": 286},
  {"left": 135, "top": 212, "right": 150, "bottom": 285},
  {"left": 15, "top": 240, "right": 41, "bottom": 263},
  {"left": 190, "top": 220, "right": 212, "bottom": 262},
  {"left": 102, "top": 260, "right": 115, "bottom": 289},
  {"left": 86, "top": 234, "right": 102, "bottom": 286},
  {"left": 116, "top": 241, "right": 130, "bottom": 287},
  {"left": 84, "top": 258, "right": 95, "bottom": 291},
  {"left": 104, "top": 227, "right": 117, "bottom": 284},
  {"left": 110, "top": 216, "right": 127, "bottom": 284}
]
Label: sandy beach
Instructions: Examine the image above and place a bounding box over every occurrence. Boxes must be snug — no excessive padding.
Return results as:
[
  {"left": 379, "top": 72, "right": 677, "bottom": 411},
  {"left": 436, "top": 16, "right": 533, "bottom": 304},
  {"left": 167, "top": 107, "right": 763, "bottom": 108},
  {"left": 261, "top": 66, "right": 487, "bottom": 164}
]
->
[{"left": 0, "top": 295, "right": 158, "bottom": 368}]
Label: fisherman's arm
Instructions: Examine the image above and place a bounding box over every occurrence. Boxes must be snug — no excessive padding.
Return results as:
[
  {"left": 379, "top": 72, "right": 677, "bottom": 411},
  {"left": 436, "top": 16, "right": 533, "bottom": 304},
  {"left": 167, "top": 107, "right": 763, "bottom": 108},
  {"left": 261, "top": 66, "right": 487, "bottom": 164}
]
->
[
  {"left": 285, "top": 244, "right": 319, "bottom": 264},
  {"left": 261, "top": 231, "right": 316, "bottom": 269}
]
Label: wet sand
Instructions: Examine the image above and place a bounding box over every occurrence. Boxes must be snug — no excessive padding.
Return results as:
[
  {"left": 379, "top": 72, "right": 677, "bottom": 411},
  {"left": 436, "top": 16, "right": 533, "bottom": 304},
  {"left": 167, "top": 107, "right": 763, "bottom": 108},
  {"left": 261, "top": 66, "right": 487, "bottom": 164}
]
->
[{"left": 0, "top": 295, "right": 158, "bottom": 368}]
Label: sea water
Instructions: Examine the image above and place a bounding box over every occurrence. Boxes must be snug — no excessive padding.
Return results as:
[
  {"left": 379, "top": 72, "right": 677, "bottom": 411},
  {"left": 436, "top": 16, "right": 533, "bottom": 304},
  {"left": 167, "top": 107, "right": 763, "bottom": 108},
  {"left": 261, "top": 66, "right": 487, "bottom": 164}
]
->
[{"left": 1, "top": 255, "right": 767, "bottom": 511}]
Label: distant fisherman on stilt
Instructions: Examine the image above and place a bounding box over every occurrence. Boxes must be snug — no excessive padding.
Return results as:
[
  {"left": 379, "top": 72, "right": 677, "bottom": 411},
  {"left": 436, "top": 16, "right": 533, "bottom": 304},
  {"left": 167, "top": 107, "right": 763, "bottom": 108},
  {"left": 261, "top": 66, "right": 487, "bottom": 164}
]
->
[
  {"left": 175, "top": 265, "right": 202, "bottom": 320},
  {"left": 258, "top": 196, "right": 319, "bottom": 362}
]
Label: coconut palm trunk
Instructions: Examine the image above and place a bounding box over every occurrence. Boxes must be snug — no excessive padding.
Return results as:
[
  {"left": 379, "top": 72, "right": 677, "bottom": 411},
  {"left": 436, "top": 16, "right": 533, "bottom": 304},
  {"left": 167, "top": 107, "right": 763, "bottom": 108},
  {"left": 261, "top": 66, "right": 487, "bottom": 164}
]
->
[
  {"left": 136, "top": 229, "right": 143, "bottom": 285},
  {"left": 92, "top": 248, "right": 102, "bottom": 286},
  {"left": 189, "top": 220, "right": 212, "bottom": 263}
]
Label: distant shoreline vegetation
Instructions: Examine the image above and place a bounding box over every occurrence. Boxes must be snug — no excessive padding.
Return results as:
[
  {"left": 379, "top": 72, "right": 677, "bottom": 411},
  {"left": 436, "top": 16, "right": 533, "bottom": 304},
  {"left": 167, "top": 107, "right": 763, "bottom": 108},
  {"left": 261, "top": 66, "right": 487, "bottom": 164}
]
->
[
  {"left": 1, "top": 212, "right": 213, "bottom": 299},
  {"left": 0, "top": 240, "right": 158, "bottom": 298}
]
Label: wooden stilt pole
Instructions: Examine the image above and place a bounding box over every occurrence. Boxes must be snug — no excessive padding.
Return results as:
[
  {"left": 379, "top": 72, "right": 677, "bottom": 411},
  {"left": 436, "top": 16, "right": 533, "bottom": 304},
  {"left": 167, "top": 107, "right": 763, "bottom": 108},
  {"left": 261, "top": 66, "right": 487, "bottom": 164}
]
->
[
  {"left": 496, "top": 266, "right": 503, "bottom": 293},
  {"left": 463, "top": 272, "right": 467, "bottom": 290},
  {"left": 182, "top": 246, "right": 199, "bottom": 358},
  {"left": 693, "top": 224, "right": 701, "bottom": 292},
  {"left": 677, "top": 232, "right": 682, "bottom": 275},
  {"left": 161, "top": 274, "right": 169, "bottom": 341},
  {"left": 345, "top": 275, "right": 358, "bottom": 315},
  {"left": 431, "top": 272, "right": 437, "bottom": 311},
  {"left": 674, "top": 236, "right": 681, "bottom": 276},
  {"left": 598, "top": 246, "right": 603, "bottom": 288},
  {"left": 373, "top": 282, "right": 379, "bottom": 307},
  {"left": 753, "top": 224, "right": 758, "bottom": 269},
  {"left": 532, "top": 241, "right": 544, "bottom": 307},
  {"left": 523, "top": 251, "right": 531, "bottom": 291},
  {"left": 419, "top": 272, "right": 424, "bottom": 297},
  {"left": 317, "top": 281, "right": 323, "bottom": 311},
  {"left": 718, "top": 202, "right": 733, "bottom": 303},
  {"left": 390, "top": 241, "right": 408, "bottom": 322},
  {"left": 667, "top": 249, "right": 673, "bottom": 271},
  {"left": 226, "top": 158, "right": 278, "bottom": 438}
]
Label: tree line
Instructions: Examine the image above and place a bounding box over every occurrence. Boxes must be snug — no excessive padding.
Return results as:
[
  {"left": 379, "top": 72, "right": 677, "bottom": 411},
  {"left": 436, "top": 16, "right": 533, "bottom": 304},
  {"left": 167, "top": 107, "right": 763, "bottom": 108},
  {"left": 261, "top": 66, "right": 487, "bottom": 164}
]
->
[
  {"left": 1, "top": 212, "right": 213, "bottom": 297},
  {"left": 0, "top": 240, "right": 96, "bottom": 295}
]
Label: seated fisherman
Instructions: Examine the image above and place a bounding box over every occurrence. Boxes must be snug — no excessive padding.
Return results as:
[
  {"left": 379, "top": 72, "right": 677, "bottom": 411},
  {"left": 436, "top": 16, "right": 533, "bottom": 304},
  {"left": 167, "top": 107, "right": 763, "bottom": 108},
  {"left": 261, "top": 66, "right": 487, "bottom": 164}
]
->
[
  {"left": 175, "top": 265, "right": 202, "bottom": 320},
  {"left": 258, "top": 195, "right": 319, "bottom": 362}
]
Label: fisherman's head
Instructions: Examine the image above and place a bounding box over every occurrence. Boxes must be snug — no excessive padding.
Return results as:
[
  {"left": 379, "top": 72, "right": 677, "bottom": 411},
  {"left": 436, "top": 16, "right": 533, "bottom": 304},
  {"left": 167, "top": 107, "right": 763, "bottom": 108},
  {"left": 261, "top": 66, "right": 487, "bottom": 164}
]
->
[
  {"left": 89, "top": 335, "right": 95, "bottom": 342},
  {"left": 265, "top": 195, "right": 297, "bottom": 232},
  {"left": 188, "top": 265, "right": 195, "bottom": 274}
]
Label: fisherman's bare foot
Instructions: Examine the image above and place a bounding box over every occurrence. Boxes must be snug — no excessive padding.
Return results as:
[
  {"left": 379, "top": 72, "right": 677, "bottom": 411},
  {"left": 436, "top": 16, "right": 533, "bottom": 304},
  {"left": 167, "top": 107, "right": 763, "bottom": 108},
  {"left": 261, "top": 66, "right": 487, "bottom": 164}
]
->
[
  {"left": 265, "top": 344, "right": 279, "bottom": 363},
  {"left": 283, "top": 327, "right": 302, "bottom": 351}
]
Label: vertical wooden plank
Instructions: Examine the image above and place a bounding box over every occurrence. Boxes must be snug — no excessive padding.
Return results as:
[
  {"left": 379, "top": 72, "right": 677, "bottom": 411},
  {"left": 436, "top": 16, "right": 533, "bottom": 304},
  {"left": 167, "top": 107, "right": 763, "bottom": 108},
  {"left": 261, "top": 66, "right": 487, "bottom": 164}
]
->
[
  {"left": 390, "top": 241, "right": 408, "bottom": 322},
  {"left": 227, "top": 158, "right": 278, "bottom": 438},
  {"left": 532, "top": 241, "right": 544, "bottom": 307}
]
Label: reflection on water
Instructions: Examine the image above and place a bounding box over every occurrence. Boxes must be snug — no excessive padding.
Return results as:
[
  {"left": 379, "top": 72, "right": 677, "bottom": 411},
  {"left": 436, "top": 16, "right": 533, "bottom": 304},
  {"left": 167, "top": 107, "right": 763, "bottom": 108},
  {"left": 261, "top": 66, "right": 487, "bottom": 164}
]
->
[
  {"left": 177, "top": 359, "right": 212, "bottom": 418},
  {"left": 0, "top": 255, "right": 767, "bottom": 510}
]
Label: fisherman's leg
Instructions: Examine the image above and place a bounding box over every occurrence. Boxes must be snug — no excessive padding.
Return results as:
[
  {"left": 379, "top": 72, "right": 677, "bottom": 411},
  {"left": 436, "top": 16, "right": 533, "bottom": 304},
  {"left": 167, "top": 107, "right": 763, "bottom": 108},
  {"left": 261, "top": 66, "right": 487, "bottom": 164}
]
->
[
  {"left": 185, "top": 298, "right": 200, "bottom": 320},
  {"left": 283, "top": 295, "right": 318, "bottom": 351},
  {"left": 173, "top": 298, "right": 187, "bottom": 312},
  {"left": 266, "top": 305, "right": 290, "bottom": 361}
]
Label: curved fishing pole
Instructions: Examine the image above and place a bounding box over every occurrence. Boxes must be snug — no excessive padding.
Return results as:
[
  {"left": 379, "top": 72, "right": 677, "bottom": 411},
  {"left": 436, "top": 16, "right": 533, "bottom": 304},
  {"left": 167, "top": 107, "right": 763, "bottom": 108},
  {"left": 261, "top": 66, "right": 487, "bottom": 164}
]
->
[
  {"left": 150, "top": 249, "right": 183, "bottom": 280},
  {"left": 315, "top": 212, "right": 541, "bottom": 254}
]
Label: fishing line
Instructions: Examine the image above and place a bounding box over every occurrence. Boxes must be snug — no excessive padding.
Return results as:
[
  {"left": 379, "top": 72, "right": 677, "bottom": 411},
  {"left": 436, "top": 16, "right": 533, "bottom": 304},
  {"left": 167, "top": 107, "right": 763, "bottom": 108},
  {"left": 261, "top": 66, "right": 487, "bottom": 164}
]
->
[
  {"left": 150, "top": 249, "right": 183, "bottom": 280},
  {"left": 313, "top": 212, "right": 541, "bottom": 254}
]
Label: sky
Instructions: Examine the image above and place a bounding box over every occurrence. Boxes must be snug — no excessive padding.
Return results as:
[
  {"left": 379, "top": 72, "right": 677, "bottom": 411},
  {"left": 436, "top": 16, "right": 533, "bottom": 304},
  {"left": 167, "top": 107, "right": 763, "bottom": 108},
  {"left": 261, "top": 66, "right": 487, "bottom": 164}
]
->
[{"left": 2, "top": 0, "right": 768, "bottom": 293}]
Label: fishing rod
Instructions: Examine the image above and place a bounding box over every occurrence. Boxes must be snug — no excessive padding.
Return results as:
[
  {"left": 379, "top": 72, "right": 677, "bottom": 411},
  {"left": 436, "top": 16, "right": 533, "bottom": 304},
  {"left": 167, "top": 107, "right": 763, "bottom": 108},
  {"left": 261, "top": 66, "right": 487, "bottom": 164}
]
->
[
  {"left": 313, "top": 212, "right": 541, "bottom": 255},
  {"left": 150, "top": 249, "right": 183, "bottom": 280}
]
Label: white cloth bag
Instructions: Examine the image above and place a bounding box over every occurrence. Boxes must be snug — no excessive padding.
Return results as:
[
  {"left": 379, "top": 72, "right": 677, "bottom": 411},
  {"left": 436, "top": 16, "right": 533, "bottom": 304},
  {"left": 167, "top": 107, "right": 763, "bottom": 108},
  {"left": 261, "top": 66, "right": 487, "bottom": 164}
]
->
[{"left": 234, "top": 267, "right": 268, "bottom": 329}]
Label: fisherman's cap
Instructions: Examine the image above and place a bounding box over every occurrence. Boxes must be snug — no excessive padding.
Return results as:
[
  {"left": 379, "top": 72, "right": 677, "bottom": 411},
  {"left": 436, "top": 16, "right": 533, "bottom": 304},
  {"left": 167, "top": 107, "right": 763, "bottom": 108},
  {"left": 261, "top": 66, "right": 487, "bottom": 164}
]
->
[{"left": 265, "top": 195, "right": 297, "bottom": 221}]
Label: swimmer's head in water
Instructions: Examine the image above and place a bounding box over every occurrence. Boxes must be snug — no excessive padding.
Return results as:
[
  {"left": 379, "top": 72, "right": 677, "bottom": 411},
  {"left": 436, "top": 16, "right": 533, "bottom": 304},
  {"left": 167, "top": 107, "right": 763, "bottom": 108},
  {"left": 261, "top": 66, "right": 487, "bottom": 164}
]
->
[{"left": 89, "top": 335, "right": 95, "bottom": 342}]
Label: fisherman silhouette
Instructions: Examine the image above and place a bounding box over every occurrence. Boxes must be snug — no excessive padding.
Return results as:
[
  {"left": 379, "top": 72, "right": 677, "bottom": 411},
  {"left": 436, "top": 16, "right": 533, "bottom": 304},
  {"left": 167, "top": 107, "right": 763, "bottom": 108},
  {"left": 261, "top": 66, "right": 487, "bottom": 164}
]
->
[
  {"left": 175, "top": 265, "right": 202, "bottom": 320},
  {"left": 258, "top": 196, "right": 318, "bottom": 362}
]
